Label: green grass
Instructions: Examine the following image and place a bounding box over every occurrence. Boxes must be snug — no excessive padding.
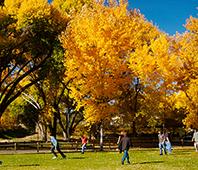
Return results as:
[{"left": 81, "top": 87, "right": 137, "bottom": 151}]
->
[{"left": 0, "top": 147, "right": 198, "bottom": 170}]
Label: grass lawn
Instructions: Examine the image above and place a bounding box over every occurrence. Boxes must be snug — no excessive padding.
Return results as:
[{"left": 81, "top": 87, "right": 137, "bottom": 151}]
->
[{"left": 0, "top": 147, "right": 197, "bottom": 170}]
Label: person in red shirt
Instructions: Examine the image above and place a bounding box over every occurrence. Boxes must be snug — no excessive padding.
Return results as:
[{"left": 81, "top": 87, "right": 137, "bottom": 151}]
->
[{"left": 81, "top": 135, "right": 88, "bottom": 154}]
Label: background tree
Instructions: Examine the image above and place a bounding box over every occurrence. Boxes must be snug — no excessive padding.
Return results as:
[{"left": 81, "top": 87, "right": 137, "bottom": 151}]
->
[
  {"left": 0, "top": 0, "right": 69, "bottom": 117},
  {"left": 128, "top": 14, "right": 198, "bottom": 131},
  {"left": 173, "top": 16, "right": 198, "bottom": 129},
  {"left": 40, "top": 51, "right": 84, "bottom": 139},
  {"left": 61, "top": 1, "right": 159, "bottom": 126}
]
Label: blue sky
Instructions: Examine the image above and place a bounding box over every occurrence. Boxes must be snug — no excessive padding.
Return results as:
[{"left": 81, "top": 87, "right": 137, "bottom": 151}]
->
[
  {"left": 48, "top": 0, "right": 197, "bottom": 35},
  {"left": 128, "top": 0, "right": 197, "bottom": 35}
]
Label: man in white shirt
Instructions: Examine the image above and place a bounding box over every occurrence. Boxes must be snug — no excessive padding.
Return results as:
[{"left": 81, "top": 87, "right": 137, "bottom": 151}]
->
[{"left": 192, "top": 129, "right": 198, "bottom": 152}]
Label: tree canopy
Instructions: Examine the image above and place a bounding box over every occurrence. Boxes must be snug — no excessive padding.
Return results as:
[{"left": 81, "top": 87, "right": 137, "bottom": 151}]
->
[
  {"left": 0, "top": 0, "right": 69, "bottom": 116},
  {"left": 1, "top": 0, "right": 198, "bottom": 137}
]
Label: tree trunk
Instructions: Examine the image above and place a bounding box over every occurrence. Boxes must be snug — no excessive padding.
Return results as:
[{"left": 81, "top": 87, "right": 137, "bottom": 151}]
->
[
  {"left": 51, "top": 112, "right": 57, "bottom": 138},
  {"left": 100, "top": 124, "right": 103, "bottom": 151},
  {"left": 132, "top": 120, "right": 137, "bottom": 137},
  {"left": 36, "top": 122, "right": 48, "bottom": 141}
]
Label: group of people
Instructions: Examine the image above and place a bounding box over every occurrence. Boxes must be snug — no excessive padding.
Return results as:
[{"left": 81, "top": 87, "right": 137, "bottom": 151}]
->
[
  {"left": 158, "top": 129, "right": 198, "bottom": 155},
  {"left": 158, "top": 131, "right": 172, "bottom": 155},
  {"left": 49, "top": 133, "right": 88, "bottom": 159},
  {"left": 49, "top": 131, "right": 131, "bottom": 165},
  {"left": 48, "top": 129, "right": 198, "bottom": 165}
]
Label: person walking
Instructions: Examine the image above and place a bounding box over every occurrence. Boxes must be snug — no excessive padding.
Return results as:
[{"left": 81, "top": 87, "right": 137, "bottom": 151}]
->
[
  {"left": 119, "top": 132, "right": 131, "bottom": 165},
  {"left": 50, "top": 133, "right": 66, "bottom": 159},
  {"left": 158, "top": 131, "right": 167, "bottom": 155},
  {"left": 81, "top": 134, "right": 88, "bottom": 154},
  {"left": 117, "top": 132, "right": 124, "bottom": 153},
  {"left": 164, "top": 131, "right": 172, "bottom": 154},
  {"left": 192, "top": 129, "right": 198, "bottom": 152}
]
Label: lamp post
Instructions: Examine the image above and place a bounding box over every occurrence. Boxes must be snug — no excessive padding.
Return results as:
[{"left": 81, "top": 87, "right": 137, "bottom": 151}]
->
[
  {"left": 134, "top": 77, "right": 140, "bottom": 112},
  {"left": 133, "top": 77, "right": 140, "bottom": 136}
]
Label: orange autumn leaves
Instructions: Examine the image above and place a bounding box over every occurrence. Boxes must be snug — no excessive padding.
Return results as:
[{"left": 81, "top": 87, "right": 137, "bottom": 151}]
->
[
  {"left": 60, "top": 1, "right": 197, "bottom": 128},
  {"left": 60, "top": 2, "right": 159, "bottom": 123},
  {"left": 1, "top": 0, "right": 196, "bottom": 129}
]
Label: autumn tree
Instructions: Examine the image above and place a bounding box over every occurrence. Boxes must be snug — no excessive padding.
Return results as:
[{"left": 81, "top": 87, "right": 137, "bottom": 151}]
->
[
  {"left": 0, "top": 0, "right": 90, "bottom": 140},
  {"left": 173, "top": 17, "right": 198, "bottom": 129},
  {"left": 128, "top": 14, "right": 198, "bottom": 131},
  {"left": 38, "top": 49, "right": 84, "bottom": 139},
  {"left": 128, "top": 32, "right": 180, "bottom": 130},
  {"left": 61, "top": 1, "right": 159, "bottom": 128},
  {"left": 0, "top": 0, "right": 69, "bottom": 117}
]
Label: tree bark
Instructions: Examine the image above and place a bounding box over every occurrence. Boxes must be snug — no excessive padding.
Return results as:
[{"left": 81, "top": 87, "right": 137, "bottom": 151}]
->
[{"left": 100, "top": 124, "right": 103, "bottom": 151}]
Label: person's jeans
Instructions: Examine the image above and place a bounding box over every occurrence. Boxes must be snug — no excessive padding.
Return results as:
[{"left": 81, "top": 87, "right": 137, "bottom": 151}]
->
[
  {"left": 194, "top": 142, "right": 198, "bottom": 152},
  {"left": 122, "top": 150, "right": 130, "bottom": 163},
  {"left": 51, "top": 144, "right": 66, "bottom": 158},
  {"left": 165, "top": 141, "right": 172, "bottom": 153},
  {"left": 159, "top": 142, "right": 167, "bottom": 155},
  {"left": 51, "top": 145, "right": 57, "bottom": 157},
  {"left": 81, "top": 143, "right": 87, "bottom": 153}
]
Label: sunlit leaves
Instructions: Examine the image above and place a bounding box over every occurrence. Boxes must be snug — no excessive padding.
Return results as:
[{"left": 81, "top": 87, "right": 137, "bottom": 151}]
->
[
  {"left": 128, "top": 15, "right": 198, "bottom": 129},
  {"left": 0, "top": 0, "right": 69, "bottom": 116},
  {"left": 175, "top": 17, "right": 198, "bottom": 129},
  {"left": 61, "top": 2, "right": 159, "bottom": 123},
  {"left": 52, "top": 0, "right": 94, "bottom": 15},
  {"left": 1, "top": 0, "right": 197, "bottom": 132}
]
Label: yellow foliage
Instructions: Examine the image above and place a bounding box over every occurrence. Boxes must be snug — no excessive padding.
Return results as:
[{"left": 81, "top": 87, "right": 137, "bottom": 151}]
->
[
  {"left": 0, "top": 8, "right": 7, "bottom": 19},
  {"left": 0, "top": 110, "right": 17, "bottom": 130},
  {"left": 4, "top": 0, "right": 69, "bottom": 29},
  {"left": 17, "top": 0, "right": 51, "bottom": 27},
  {"left": 185, "top": 16, "right": 198, "bottom": 34},
  {"left": 52, "top": 0, "right": 94, "bottom": 15},
  {"left": 4, "top": 0, "right": 24, "bottom": 15},
  {"left": 175, "top": 17, "right": 198, "bottom": 129},
  {"left": 127, "top": 13, "right": 198, "bottom": 129},
  {"left": 61, "top": 2, "right": 159, "bottom": 123},
  {"left": 5, "top": 0, "right": 51, "bottom": 23},
  {"left": 183, "top": 112, "right": 198, "bottom": 129}
]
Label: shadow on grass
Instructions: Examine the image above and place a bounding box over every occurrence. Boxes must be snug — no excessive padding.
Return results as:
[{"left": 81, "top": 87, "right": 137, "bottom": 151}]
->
[
  {"left": 19, "top": 164, "right": 40, "bottom": 167},
  {"left": 69, "top": 156, "right": 86, "bottom": 159},
  {"left": 173, "top": 150, "right": 193, "bottom": 155},
  {"left": 2, "top": 164, "right": 40, "bottom": 167},
  {"left": 134, "top": 161, "right": 164, "bottom": 165}
]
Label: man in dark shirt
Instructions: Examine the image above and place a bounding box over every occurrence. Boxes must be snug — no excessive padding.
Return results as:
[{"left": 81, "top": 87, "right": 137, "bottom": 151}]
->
[{"left": 120, "top": 132, "right": 131, "bottom": 165}]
